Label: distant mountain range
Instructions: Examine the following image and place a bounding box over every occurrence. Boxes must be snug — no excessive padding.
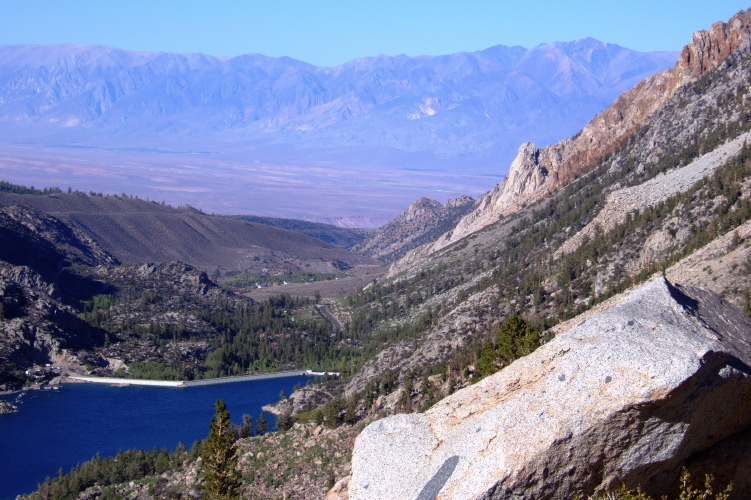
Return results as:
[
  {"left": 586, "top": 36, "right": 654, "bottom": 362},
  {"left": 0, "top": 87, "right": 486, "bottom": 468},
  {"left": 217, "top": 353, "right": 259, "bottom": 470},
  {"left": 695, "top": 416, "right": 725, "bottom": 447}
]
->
[
  {"left": 0, "top": 40, "right": 677, "bottom": 223},
  {"left": 0, "top": 40, "right": 677, "bottom": 159}
]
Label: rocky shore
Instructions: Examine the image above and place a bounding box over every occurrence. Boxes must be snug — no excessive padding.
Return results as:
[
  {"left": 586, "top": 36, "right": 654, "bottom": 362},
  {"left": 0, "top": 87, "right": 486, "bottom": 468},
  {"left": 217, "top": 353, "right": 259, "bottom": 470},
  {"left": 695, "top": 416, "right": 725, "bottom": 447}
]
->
[{"left": 0, "top": 400, "right": 18, "bottom": 414}]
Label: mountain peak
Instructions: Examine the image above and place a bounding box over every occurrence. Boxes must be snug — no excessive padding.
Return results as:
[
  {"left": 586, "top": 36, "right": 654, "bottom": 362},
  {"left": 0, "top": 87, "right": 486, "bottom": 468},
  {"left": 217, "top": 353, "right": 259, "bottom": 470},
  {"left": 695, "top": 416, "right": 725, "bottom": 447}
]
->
[
  {"left": 677, "top": 8, "right": 751, "bottom": 79},
  {"left": 488, "top": 9, "right": 751, "bottom": 217},
  {"left": 353, "top": 196, "right": 476, "bottom": 263}
]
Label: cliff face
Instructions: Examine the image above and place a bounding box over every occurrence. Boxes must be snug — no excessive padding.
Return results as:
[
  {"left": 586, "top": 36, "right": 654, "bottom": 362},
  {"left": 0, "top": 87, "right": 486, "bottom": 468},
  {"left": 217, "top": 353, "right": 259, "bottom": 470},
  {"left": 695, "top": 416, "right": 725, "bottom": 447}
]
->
[
  {"left": 493, "top": 8, "right": 751, "bottom": 215},
  {"left": 679, "top": 11, "right": 751, "bottom": 77},
  {"left": 391, "top": 9, "right": 751, "bottom": 272}
]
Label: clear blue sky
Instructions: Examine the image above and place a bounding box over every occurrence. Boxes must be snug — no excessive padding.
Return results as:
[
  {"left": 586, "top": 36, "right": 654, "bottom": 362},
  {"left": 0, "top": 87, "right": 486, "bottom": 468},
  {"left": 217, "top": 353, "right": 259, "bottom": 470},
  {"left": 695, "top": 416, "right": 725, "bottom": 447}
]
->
[{"left": 1, "top": 1, "right": 749, "bottom": 66}]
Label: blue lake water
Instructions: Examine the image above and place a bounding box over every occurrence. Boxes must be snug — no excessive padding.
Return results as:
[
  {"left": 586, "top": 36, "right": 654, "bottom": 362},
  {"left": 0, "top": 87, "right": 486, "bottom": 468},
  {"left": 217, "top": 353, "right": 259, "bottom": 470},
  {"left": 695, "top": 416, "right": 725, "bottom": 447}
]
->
[{"left": 0, "top": 376, "right": 312, "bottom": 499}]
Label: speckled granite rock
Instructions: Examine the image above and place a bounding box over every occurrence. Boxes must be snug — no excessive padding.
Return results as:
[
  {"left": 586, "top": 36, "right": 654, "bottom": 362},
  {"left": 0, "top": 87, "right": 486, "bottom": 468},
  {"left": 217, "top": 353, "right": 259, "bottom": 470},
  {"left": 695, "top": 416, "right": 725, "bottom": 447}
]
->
[{"left": 349, "top": 277, "right": 751, "bottom": 499}]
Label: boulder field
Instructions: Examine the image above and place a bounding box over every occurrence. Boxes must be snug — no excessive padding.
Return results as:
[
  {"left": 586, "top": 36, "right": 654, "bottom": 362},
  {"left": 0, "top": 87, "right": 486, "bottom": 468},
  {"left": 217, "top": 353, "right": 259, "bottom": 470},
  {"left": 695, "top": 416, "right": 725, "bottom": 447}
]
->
[{"left": 348, "top": 277, "right": 751, "bottom": 499}]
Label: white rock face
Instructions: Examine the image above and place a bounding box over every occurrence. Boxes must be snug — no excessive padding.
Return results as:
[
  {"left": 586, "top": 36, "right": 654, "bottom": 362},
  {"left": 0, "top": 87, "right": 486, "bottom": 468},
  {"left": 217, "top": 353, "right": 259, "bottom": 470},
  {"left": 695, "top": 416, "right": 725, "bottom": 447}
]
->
[{"left": 349, "top": 278, "right": 751, "bottom": 499}]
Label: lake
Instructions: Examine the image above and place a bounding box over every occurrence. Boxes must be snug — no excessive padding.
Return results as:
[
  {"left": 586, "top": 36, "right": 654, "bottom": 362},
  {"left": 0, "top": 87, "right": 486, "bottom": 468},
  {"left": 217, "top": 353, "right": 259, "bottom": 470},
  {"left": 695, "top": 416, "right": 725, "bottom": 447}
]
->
[{"left": 0, "top": 375, "right": 312, "bottom": 499}]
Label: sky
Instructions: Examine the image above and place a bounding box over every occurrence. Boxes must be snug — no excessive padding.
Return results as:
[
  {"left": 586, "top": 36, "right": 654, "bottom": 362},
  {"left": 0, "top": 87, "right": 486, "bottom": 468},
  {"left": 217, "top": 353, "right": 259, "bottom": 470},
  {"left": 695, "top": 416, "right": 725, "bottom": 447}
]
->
[{"left": 1, "top": 1, "right": 749, "bottom": 67}]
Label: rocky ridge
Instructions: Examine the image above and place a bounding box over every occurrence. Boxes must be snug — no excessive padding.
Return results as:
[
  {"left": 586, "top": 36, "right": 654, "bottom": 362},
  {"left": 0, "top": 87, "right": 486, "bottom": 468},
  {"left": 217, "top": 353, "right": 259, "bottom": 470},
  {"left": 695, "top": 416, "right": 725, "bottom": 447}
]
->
[
  {"left": 391, "top": 9, "right": 751, "bottom": 272},
  {"left": 353, "top": 196, "right": 475, "bottom": 263},
  {"left": 348, "top": 277, "right": 751, "bottom": 499}
]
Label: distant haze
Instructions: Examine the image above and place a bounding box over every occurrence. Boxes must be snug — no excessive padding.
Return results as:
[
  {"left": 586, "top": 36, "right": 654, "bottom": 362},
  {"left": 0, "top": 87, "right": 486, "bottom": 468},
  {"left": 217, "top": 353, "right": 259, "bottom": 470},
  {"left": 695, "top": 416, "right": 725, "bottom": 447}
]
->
[{"left": 0, "top": 41, "right": 677, "bottom": 225}]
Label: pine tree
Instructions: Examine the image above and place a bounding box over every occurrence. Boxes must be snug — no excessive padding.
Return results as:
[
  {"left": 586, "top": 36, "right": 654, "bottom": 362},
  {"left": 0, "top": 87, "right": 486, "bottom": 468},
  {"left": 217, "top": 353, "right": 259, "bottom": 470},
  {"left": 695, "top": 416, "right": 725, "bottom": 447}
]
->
[
  {"left": 255, "top": 411, "right": 269, "bottom": 435},
  {"left": 201, "top": 400, "right": 241, "bottom": 500},
  {"left": 276, "top": 409, "right": 294, "bottom": 431},
  {"left": 239, "top": 414, "right": 254, "bottom": 438}
]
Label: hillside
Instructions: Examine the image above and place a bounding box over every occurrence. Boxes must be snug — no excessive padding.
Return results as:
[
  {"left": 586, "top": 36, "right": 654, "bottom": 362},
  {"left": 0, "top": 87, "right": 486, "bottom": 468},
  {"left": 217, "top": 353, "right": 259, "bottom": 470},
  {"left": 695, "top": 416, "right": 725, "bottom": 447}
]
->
[
  {"left": 0, "top": 191, "right": 380, "bottom": 275},
  {"left": 0, "top": 201, "right": 377, "bottom": 390},
  {"left": 232, "top": 215, "right": 372, "bottom": 250},
  {"left": 352, "top": 196, "right": 475, "bottom": 263},
  {"left": 340, "top": 13, "right": 751, "bottom": 396}
]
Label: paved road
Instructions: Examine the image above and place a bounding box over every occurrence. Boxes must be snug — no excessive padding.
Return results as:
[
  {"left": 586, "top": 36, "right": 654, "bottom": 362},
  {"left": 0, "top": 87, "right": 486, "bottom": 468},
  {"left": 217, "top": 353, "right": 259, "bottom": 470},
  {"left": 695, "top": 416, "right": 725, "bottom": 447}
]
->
[{"left": 317, "top": 304, "right": 344, "bottom": 333}]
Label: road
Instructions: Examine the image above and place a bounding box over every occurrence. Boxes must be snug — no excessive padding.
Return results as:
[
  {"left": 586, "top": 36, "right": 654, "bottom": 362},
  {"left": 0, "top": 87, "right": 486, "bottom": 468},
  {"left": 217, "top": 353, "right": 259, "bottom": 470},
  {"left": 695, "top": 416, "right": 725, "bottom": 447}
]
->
[{"left": 317, "top": 304, "right": 344, "bottom": 333}]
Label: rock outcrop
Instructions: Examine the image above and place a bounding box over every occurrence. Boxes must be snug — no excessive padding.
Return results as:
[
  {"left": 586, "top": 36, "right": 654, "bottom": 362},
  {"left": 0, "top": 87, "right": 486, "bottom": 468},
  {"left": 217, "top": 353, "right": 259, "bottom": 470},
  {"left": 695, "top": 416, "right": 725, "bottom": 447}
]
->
[
  {"left": 348, "top": 278, "right": 751, "bottom": 499},
  {"left": 0, "top": 401, "right": 18, "bottom": 414},
  {"left": 390, "top": 9, "right": 751, "bottom": 274},
  {"left": 354, "top": 196, "right": 476, "bottom": 263}
]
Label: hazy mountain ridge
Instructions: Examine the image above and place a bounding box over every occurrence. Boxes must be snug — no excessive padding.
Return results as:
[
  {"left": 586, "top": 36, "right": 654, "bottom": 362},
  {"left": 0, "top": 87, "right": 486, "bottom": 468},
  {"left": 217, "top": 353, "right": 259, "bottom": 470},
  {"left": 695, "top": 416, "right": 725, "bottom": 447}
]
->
[{"left": 0, "top": 40, "right": 676, "bottom": 162}]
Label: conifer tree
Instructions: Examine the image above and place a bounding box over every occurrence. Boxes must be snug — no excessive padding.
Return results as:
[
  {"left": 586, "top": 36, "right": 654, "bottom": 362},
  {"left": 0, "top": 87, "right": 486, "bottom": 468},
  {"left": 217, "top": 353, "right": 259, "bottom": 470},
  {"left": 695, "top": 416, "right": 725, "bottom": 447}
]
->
[
  {"left": 255, "top": 411, "right": 269, "bottom": 435},
  {"left": 239, "top": 414, "right": 254, "bottom": 438},
  {"left": 277, "top": 409, "right": 294, "bottom": 431},
  {"left": 201, "top": 400, "right": 241, "bottom": 500}
]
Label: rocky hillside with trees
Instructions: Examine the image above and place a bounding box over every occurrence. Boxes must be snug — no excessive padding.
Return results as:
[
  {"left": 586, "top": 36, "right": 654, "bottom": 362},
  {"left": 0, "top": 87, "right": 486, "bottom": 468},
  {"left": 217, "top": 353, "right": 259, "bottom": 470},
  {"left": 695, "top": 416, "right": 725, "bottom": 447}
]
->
[
  {"left": 0, "top": 200, "right": 373, "bottom": 390},
  {"left": 341, "top": 24, "right": 751, "bottom": 399},
  {"left": 352, "top": 196, "right": 476, "bottom": 263},
  {"left": 393, "top": 9, "right": 751, "bottom": 265}
]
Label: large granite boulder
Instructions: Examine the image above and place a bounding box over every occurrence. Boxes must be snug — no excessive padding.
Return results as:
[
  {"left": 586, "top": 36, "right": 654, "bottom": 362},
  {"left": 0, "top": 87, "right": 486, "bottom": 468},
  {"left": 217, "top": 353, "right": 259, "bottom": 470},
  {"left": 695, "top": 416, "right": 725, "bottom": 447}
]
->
[{"left": 349, "top": 278, "right": 751, "bottom": 499}]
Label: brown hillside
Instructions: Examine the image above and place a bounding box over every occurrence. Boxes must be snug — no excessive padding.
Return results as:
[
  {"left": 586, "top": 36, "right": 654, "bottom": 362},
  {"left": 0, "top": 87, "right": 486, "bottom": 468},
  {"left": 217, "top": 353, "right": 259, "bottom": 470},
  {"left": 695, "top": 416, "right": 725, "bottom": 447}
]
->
[{"left": 0, "top": 192, "right": 380, "bottom": 275}]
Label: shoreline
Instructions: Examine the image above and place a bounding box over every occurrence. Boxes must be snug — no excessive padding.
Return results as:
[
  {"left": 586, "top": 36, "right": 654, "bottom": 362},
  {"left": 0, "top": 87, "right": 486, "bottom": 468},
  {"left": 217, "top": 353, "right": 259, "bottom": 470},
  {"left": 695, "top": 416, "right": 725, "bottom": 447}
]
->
[
  {"left": 0, "top": 370, "right": 342, "bottom": 403},
  {"left": 66, "top": 369, "right": 339, "bottom": 388}
]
